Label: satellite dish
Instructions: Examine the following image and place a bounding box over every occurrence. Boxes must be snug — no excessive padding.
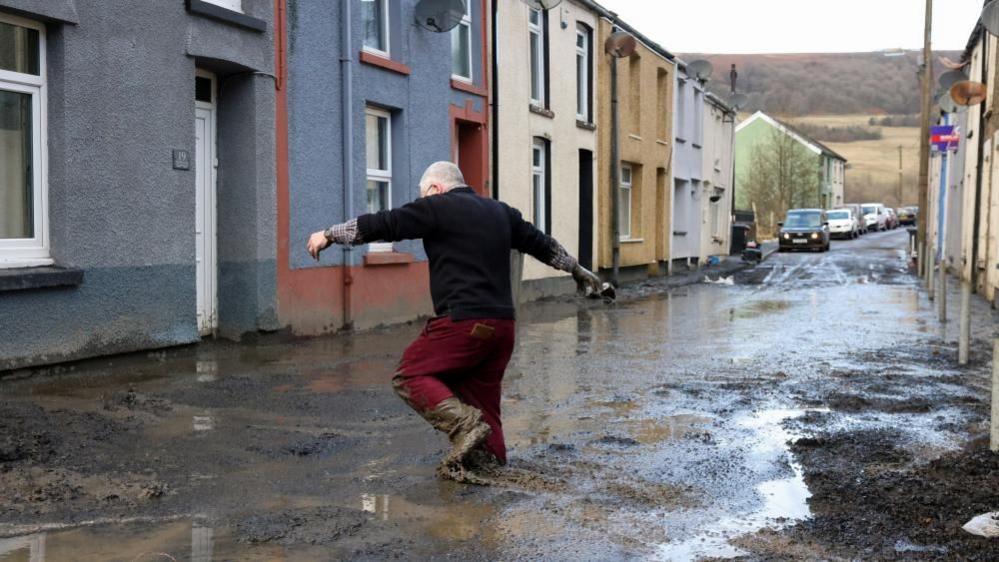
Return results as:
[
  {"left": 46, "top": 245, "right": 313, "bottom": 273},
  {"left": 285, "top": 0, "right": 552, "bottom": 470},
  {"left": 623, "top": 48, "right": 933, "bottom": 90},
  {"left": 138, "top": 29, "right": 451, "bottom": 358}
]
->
[
  {"left": 938, "top": 56, "right": 968, "bottom": 70},
  {"left": 983, "top": 0, "right": 999, "bottom": 37},
  {"left": 950, "top": 80, "right": 988, "bottom": 106},
  {"left": 414, "top": 0, "right": 466, "bottom": 33},
  {"left": 520, "top": 0, "right": 562, "bottom": 10},
  {"left": 604, "top": 31, "right": 636, "bottom": 58},
  {"left": 730, "top": 93, "right": 749, "bottom": 110},
  {"left": 687, "top": 59, "right": 713, "bottom": 81},
  {"left": 937, "top": 92, "right": 966, "bottom": 114},
  {"left": 938, "top": 69, "right": 968, "bottom": 90}
]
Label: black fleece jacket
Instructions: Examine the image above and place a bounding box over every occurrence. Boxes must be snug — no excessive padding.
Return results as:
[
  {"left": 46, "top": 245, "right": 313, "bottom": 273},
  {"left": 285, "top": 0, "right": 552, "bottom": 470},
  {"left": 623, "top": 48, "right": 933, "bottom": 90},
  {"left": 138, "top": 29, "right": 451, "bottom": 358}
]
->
[{"left": 354, "top": 187, "right": 576, "bottom": 320}]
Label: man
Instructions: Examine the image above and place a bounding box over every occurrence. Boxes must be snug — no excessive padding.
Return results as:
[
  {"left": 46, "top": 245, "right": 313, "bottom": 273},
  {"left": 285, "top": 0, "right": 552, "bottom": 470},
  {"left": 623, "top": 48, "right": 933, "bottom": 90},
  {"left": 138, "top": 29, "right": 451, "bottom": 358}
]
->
[{"left": 307, "top": 162, "right": 603, "bottom": 479}]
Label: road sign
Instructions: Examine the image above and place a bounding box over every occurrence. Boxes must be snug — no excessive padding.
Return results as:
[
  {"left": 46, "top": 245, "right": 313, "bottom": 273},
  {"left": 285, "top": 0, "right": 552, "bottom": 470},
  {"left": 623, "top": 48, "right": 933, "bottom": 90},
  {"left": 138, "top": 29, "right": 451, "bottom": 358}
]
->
[{"left": 931, "top": 125, "right": 960, "bottom": 152}]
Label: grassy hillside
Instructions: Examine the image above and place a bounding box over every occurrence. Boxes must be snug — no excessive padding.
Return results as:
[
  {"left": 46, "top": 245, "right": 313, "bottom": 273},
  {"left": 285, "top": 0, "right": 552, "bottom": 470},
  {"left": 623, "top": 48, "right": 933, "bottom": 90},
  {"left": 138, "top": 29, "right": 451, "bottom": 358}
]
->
[
  {"left": 688, "top": 51, "right": 961, "bottom": 117},
  {"left": 791, "top": 115, "right": 920, "bottom": 207},
  {"left": 694, "top": 51, "right": 961, "bottom": 207}
]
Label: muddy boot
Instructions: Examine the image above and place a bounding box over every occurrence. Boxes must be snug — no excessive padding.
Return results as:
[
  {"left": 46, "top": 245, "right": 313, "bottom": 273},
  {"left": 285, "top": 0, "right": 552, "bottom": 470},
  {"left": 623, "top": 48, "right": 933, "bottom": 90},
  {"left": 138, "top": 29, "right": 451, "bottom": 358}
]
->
[
  {"left": 423, "top": 397, "right": 492, "bottom": 467},
  {"left": 391, "top": 377, "right": 492, "bottom": 468}
]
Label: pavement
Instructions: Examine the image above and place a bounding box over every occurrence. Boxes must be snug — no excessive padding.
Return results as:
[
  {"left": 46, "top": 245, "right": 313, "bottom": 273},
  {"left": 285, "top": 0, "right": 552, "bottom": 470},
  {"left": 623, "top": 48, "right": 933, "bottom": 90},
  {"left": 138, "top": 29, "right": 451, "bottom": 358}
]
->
[{"left": 0, "top": 228, "right": 997, "bottom": 561}]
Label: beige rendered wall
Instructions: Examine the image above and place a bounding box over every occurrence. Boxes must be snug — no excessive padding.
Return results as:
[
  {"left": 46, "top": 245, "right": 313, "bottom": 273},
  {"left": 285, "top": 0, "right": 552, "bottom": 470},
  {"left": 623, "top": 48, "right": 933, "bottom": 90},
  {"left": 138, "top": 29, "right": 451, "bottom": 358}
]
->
[
  {"left": 596, "top": 19, "right": 675, "bottom": 273},
  {"left": 495, "top": 1, "right": 598, "bottom": 282},
  {"left": 700, "top": 101, "right": 735, "bottom": 261}
]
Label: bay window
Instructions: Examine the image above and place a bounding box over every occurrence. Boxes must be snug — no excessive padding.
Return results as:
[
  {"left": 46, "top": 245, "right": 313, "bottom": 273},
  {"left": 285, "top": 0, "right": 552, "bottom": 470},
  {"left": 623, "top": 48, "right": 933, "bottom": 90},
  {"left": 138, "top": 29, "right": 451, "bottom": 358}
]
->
[{"left": 0, "top": 14, "right": 48, "bottom": 267}]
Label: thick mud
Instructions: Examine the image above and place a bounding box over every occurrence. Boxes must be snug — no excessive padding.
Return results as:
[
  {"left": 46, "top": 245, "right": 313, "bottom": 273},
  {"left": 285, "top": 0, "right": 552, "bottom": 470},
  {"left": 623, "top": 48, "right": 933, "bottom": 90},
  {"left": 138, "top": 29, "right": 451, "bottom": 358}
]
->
[{"left": 1, "top": 229, "right": 997, "bottom": 560}]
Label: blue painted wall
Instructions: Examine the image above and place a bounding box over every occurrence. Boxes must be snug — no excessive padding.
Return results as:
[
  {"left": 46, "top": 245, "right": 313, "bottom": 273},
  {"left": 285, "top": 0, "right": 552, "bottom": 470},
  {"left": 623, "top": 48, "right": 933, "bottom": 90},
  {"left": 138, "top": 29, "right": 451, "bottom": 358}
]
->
[{"left": 286, "top": 0, "right": 486, "bottom": 271}]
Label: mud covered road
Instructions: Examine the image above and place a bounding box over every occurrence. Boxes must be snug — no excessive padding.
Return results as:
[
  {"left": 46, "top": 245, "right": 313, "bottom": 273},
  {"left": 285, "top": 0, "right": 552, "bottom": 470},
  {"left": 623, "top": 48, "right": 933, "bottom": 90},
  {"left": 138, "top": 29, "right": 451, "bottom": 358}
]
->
[{"left": 1, "top": 228, "right": 997, "bottom": 560}]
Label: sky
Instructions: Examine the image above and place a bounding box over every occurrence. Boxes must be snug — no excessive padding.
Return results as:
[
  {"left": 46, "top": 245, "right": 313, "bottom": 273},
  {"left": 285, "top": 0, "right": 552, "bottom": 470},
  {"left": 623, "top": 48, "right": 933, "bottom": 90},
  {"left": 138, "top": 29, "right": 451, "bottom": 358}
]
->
[{"left": 595, "top": 0, "right": 985, "bottom": 54}]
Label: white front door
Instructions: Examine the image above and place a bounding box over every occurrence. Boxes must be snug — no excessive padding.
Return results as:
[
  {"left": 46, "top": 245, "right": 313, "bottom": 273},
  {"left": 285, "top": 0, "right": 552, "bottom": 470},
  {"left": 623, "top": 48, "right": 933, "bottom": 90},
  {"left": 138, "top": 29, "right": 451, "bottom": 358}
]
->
[{"left": 195, "top": 72, "right": 217, "bottom": 336}]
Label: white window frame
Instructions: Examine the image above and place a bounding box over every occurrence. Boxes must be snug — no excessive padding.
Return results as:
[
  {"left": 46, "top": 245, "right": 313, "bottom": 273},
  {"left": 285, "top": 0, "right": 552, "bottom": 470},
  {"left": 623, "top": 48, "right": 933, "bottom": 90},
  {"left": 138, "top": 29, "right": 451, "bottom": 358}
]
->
[
  {"left": 619, "top": 164, "right": 632, "bottom": 240},
  {"left": 365, "top": 106, "right": 393, "bottom": 253},
  {"left": 202, "top": 0, "right": 243, "bottom": 13},
  {"left": 361, "top": 0, "right": 390, "bottom": 57},
  {"left": 0, "top": 13, "right": 49, "bottom": 268},
  {"left": 532, "top": 138, "right": 547, "bottom": 233},
  {"left": 528, "top": 8, "right": 545, "bottom": 107},
  {"left": 451, "top": 0, "right": 473, "bottom": 82},
  {"left": 575, "top": 24, "right": 590, "bottom": 121}
]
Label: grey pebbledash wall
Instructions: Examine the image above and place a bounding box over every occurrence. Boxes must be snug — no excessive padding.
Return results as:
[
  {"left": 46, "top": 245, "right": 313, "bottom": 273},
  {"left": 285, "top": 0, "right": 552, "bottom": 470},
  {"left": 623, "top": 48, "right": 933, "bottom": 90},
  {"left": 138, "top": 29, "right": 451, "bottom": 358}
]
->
[{"left": 0, "top": 0, "right": 277, "bottom": 370}]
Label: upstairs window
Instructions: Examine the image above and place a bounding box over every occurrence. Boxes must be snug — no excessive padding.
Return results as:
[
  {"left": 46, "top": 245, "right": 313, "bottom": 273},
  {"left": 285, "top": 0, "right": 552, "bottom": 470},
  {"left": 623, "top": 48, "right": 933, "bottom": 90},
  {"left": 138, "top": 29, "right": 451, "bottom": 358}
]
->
[
  {"left": 451, "top": 0, "right": 472, "bottom": 81},
  {"left": 575, "top": 24, "right": 591, "bottom": 121},
  {"left": 362, "top": 0, "right": 389, "bottom": 56},
  {"left": 528, "top": 8, "right": 548, "bottom": 107},
  {"left": 0, "top": 14, "right": 48, "bottom": 267}
]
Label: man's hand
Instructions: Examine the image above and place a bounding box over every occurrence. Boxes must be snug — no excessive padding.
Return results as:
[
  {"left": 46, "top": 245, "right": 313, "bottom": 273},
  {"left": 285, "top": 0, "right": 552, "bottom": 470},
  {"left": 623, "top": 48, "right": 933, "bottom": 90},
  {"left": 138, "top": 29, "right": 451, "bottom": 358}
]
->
[
  {"left": 571, "top": 264, "right": 603, "bottom": 296},
  {"left": 307, "top": 230, "right": 332, "bottom": 260}
]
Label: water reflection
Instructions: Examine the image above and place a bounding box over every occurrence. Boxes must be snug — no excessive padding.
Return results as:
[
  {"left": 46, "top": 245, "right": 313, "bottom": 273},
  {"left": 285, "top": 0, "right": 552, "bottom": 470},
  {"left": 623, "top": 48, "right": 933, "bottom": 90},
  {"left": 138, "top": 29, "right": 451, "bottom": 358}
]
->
[
  {"left": 0, "top": 534, "right": 45, "bottom": 562},
  {"left": 0, "top": 523, "right": 215, "bottom": 562}
]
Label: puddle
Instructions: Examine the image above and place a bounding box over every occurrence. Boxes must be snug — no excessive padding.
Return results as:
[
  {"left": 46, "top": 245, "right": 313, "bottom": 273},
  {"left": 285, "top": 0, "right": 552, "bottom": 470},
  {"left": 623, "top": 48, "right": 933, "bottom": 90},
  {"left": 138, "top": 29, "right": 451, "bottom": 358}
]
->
[
  {"left": 731, "top": 300, "right": 793, "bottom": 320},
  {"left": 655, "top": 409, "right": 819, "bottom": 561},
  {"left": 630, "top": 415, "right": 713, "bottom": 444}
]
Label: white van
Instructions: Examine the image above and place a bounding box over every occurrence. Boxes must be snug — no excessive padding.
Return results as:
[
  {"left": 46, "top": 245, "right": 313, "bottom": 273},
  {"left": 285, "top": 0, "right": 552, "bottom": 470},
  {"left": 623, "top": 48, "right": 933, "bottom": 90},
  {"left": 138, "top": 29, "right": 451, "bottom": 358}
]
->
[{"left": 860, "top": 203, "right": 887, "bottom": 232}]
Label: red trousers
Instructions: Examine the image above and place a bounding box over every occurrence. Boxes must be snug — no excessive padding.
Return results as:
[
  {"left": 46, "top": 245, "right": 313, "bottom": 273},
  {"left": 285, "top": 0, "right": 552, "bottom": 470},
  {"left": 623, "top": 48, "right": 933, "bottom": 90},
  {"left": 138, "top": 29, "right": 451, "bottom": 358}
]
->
[{"left": 394, "top": 316, "right": 516, "bottom": 464}]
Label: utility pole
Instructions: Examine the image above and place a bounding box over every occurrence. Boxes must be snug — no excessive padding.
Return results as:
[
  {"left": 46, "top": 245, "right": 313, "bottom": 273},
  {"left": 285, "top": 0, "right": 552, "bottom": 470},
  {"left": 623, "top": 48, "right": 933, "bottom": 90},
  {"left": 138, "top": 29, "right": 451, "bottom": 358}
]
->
[{"left": 917, "top": 0, "right": 933, "bottom": 283}]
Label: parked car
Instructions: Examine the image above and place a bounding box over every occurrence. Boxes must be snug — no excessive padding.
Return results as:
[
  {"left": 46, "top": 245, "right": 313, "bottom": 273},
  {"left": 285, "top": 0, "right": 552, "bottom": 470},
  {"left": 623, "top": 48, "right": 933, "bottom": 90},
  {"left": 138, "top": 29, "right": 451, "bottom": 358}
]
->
[
  {"left": 897, "top": 206, "right": 918, "bottom": 226},
  {"left": 825, "top": 208, "right": 860, "bottom": 239},
  {"left": 778, "top": 209, "right": 831, "bottom": 252},
  {"left": 838, "top": 204, "right": 867, "bottom": 234},
  {"left": 861, "top": 203, "right": 887, "bottom": 231},
  {"left": 884, "top": 208, "right": 898, "bottom": 229}
]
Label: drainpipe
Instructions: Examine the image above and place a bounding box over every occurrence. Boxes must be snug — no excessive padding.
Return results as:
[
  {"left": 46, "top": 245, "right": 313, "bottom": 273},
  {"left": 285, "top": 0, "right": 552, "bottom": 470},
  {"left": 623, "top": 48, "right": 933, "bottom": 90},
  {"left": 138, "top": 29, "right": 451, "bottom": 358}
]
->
[
  {"left": 609, "top": 31, "right": 621, "bottom": 285},
  {"left": 340, "top": 0, "right": 355, "bottom": 330},
  {"left": 491, "top": 0, "right": 499, "bottom": 199}
]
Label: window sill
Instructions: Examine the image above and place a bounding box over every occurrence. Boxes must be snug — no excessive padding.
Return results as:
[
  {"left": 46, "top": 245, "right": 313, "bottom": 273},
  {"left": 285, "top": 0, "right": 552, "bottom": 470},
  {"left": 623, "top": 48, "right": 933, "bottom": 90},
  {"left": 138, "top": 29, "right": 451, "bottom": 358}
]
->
[
  {"left": 676, "top": 137, "right": 687, "bottom": 144},
  {"left": 656, "top": 139, "right": 670, "bottom": 146},
  {"left": 692, "top": 143, "right": 703, "bottom": 149},
  {"left": 620, "top": 238, "right": 644, "bottom": 244},
  {"left": 451, "top": 78, "right": 487, "bottom": 97},
  {"left": 359, "top": 51, "right": 412, "bottom": 76},
  {"left": 186, "top": 0, "right": 267, "bottom": 32},
  {"left": 529, "top": 105, "right": 554, "bottom": 119},
  {"left": 576, "top": 120, "right": 596, "bottom": 131},
  {"left": 0, "top": 265, "right": 84, "bottom": 293},
  {"left": 364, "top": 252, "right": 415, "bottom": 266},
  {"left": 628, "top": 134, "right": 642, "bottom": 141}
]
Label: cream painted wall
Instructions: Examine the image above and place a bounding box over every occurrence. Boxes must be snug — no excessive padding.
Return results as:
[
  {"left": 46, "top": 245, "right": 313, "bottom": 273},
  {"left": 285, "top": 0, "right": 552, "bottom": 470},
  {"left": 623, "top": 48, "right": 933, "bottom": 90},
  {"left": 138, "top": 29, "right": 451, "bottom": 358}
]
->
[
  {"left": 495, "top": 0, "right": 598, "bottom": 282},
  {"left": 699, "top": 100, "right": 735, "bottom": 261}
]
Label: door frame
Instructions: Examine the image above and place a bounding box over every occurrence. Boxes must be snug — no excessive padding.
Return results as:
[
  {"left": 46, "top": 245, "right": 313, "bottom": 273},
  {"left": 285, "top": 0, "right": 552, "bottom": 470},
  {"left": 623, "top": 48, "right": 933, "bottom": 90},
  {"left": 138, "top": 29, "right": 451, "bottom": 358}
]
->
[{"left": 195, "top": 69, "right": 218, "bottom": 336}]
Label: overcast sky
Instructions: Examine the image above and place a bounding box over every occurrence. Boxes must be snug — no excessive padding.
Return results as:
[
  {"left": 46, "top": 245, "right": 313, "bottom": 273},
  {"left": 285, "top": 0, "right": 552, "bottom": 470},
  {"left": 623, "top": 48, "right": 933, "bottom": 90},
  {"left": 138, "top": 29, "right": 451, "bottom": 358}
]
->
[{"left": 595, "top": 0, "right": 985, "bottom": 54}]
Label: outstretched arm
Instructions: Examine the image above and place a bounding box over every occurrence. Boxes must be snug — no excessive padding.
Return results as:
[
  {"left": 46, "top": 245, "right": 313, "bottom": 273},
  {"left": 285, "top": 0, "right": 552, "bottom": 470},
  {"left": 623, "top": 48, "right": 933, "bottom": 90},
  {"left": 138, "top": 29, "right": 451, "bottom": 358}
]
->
[
  {"left": 507, "top": 206, "right": 604, "bottom": 294},
  {"left": 307, "top": 198, "right": 438, "bottom": 259}
]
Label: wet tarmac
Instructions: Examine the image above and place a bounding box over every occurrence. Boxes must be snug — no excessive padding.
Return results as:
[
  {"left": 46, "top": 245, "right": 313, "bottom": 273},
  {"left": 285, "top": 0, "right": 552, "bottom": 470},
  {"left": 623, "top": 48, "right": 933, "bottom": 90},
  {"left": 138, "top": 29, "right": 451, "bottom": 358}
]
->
[{"left": 1, "top": 228, "right": 997, "bottom": 560}]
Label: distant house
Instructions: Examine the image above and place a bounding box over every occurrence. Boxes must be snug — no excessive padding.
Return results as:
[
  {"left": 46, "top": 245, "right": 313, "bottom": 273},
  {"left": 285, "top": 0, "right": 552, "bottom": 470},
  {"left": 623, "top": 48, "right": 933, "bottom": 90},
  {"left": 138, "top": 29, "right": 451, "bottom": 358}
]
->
[{"left": 735, "top": 111, "right": 847, "bottom": 210}]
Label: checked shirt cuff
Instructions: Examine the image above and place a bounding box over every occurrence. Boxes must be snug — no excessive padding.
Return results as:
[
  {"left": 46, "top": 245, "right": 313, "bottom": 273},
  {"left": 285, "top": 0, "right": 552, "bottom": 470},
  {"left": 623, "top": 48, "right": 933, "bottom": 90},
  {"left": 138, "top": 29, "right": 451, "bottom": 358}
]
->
[{"left": 324, "top": 218, "right": 362, "bottom": 246}]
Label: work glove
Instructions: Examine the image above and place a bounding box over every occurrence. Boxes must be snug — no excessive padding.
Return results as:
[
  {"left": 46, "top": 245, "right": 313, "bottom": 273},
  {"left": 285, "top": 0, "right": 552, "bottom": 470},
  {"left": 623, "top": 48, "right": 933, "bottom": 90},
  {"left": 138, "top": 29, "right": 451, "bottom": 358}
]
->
[{"left": 572, "top": 264, "right": 604, "bottom": 297}]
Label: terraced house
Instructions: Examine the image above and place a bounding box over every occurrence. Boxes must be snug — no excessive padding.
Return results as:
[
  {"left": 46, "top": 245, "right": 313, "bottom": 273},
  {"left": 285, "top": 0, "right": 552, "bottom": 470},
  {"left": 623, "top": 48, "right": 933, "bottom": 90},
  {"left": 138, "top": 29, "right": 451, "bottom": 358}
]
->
[
  {"left": 494, "top": 0, "right": 599, "bottom": 299},
  {"left": 276, "top": 0, "right": 491, "bottom": 332},
  {"left": 0, "top": 0, "right": 278, "bottom": 369},
  {"left": 596, "top": 13, "right": 677, "bottom": 282}
]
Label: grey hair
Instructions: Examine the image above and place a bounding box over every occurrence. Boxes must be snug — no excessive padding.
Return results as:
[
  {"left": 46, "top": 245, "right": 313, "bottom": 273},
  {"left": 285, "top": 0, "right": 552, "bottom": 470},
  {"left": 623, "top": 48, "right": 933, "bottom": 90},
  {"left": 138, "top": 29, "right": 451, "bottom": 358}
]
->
[{"left": 420, "top": 161, "right": 465, "bottom": 191}]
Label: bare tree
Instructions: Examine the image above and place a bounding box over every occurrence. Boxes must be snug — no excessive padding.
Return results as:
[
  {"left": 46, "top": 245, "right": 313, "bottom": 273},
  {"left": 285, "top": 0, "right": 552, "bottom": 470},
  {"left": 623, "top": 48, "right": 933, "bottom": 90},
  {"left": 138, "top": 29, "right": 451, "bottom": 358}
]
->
[{"left": 744, "top": 128, "right": 820, "bottom": 236}]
